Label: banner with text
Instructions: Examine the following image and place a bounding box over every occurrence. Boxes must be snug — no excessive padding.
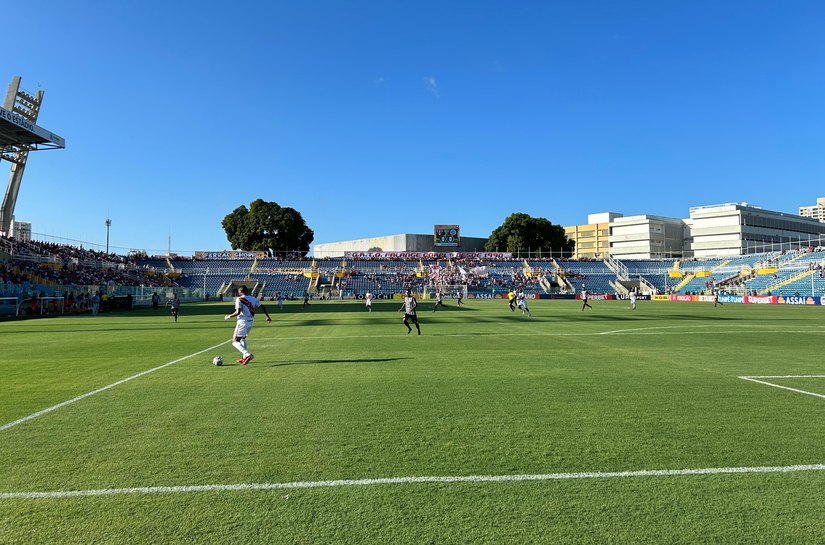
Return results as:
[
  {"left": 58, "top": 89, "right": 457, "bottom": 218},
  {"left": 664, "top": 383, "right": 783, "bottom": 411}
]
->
[
  {"left": 194, "top": 250, "right": 267, "bottom": 260},
  {"left": 344, "top": 251, "right": 512, "bottom": 260}
]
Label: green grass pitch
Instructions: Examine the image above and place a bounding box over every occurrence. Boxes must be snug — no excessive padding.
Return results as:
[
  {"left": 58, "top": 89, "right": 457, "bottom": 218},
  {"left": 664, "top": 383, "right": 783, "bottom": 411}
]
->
[{"left": 1, "top": 298, "right": 824, "bottom": 544}]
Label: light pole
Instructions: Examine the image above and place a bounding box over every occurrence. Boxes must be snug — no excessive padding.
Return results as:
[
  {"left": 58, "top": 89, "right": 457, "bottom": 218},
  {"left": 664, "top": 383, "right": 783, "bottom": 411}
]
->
[{"left": 105, "top": 218, "right": 112, "bottom": 254}]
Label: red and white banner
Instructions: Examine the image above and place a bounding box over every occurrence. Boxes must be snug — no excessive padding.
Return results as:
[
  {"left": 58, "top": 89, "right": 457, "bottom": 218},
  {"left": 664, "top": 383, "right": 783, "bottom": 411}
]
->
[{"left": 344, "top": 251, "right": 513, "bottom": 259}]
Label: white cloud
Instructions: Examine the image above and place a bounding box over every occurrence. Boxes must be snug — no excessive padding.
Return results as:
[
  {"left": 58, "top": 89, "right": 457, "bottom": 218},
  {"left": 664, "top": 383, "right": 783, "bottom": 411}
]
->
[
  {"left": 424, "top": 76, "right": 440, "bottom": 98},
  {"left": 374, "top": 77, "right": 386, "bottom": 87}
]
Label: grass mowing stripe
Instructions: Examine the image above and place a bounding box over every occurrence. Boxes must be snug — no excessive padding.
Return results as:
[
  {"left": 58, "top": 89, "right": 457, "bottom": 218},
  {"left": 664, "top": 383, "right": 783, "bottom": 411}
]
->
[
  {"left": 2, "top": 464, "right": 825, "bottom": 500},
  {"left": 0, "top": 340, "right": 231, "bottom": 433}
]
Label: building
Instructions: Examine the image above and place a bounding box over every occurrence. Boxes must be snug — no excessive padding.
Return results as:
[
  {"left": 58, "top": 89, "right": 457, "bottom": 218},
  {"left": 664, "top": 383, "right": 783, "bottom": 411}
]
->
[
  {"left": 313, "top": 234, "right": 488, "bottom": 257},
  {"left": 563, "top": 212, "right": 621, "bottom": 259},
  {"left": 688, "top": 203, "right": 825, "bottom": 257},
  {"left": 799, "top": 197, "right": 825, "bottom": 223},
  {"left": 608, "top": 214, "right": 688, "bottom": 259},
  {"left": 10, "top": 220, "right": 31, "bottom": 242}
]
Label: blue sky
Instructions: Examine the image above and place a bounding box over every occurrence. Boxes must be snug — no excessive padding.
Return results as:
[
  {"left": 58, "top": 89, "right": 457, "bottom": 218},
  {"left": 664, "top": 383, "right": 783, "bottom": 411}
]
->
[{"left": 5, "top": 1, "right": 825, "bottom": 255}]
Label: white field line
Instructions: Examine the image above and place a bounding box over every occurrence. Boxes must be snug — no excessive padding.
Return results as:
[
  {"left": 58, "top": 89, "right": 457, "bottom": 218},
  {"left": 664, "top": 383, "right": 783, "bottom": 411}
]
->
[
  {"left": 599, "top": 325, "right": 687, "bottom": 335},
  {"left": 253, "top": 326, "right": 822, "bottom": 344},
  {"left": 743, "top": 375, "right": 825, "bottom": 379},
  {"left": 0, "top": 340, "right": 231, "bottom": 433},
  {"left": 2, "top": 464, "right": 824, "bottom": 500},
  {"left": 739, "top": 375, "right": 825, "bottom": 400}
]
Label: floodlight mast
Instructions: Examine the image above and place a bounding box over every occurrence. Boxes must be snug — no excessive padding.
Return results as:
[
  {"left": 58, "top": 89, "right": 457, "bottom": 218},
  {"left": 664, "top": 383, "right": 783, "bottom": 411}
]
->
[
  {"left": 105, "top": 218, "right": 112, "bottom": 254},
  {"left": 0, "top": 76, "right": 64, "bottom": 236}
]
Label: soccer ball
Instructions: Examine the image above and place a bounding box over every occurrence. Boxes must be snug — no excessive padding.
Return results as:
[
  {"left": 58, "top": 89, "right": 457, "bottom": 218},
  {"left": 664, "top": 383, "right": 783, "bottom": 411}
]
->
[{"left": 212, "top": 356, "right": 224, "bottom": 366}]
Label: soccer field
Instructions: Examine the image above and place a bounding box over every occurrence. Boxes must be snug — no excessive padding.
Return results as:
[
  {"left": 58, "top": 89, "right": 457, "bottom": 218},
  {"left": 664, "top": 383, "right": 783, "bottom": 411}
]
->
[{"left": 1, "top": 299, "right": 824, "bottom": 544}]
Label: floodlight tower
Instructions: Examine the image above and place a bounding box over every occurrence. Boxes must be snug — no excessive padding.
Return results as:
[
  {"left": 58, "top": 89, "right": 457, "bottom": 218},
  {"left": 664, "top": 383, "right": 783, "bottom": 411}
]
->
[
  {"left": 0, "top": 76, "right": 65, "bottom": 235},
  {"left": 105, "top": 217, "right": 112, "bottom": 254}
]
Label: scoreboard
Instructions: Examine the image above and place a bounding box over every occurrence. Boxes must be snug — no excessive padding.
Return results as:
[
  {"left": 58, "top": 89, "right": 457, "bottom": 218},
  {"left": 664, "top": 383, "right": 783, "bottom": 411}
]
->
[{"left": 434, "top": 225, "right": 460, "bottom": 247}]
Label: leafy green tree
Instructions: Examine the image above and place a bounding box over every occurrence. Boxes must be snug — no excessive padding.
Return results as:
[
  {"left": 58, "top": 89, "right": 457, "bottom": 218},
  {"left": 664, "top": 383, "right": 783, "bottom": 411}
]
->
[
  {"left": 484, "top": 212, "right": 574, "bottom": 257},
  {"left": 222, "top": 199, "right": 314, "bottom": 256}
]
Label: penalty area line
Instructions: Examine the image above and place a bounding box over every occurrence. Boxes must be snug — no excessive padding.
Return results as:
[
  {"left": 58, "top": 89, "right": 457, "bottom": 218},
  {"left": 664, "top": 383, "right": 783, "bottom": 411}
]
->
[
  {"left": 0, "top": 340, "right": 231, "bottom": 433},
  {"left": 2, "top": 463, "right": 825, "bottom": 500},
  {"left": 738, "top": 376, "right": 825, "bottom": 400}
]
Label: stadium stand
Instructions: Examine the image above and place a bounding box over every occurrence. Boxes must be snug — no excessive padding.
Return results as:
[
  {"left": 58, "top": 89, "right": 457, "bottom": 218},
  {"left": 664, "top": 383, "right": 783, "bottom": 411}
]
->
[
  {"left": 556, "top": 260, "right": 616, "bottom": 293},
  {"left": 5, "top": 237, "right": 825, "bottom": 319}
]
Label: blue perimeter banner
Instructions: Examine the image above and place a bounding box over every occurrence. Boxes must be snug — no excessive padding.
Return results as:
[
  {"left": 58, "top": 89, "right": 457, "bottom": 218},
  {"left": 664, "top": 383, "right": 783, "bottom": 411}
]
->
[
  {"left": 776, "top": 295, "right": 824, "bottom": 305},
  {"left": 715, "top": 294, "right": 822, "bottom": 305}
]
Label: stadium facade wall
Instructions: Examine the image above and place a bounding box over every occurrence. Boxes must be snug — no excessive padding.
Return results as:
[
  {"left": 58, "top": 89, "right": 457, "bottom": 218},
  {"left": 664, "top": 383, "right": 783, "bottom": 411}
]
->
[{"left": 313, "top": 234, "right": 487, "bottom": 257}]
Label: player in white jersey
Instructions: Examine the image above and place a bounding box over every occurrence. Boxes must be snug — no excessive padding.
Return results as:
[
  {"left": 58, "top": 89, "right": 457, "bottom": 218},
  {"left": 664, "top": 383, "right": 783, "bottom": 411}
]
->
[
  {"left": 365, "top": 291, "right": 373, "bottom": 312},
  {"left": 581, "top": 286, "right": 592, "bottom": 310},
  {"left": 167, "top": 293, "right": 181, "bottom": 322},
  {"left": 629, "top": 288, "right": 637, "bottom": 310},
  {"left": 224, "top": 285, "right": 272, "bottom": 365},
  {"left": 516, "top": 289, "right": 532, "bottom": 317},
  {"left": 433, "top": 290, "right": 446, "bottom": 312},
  {"left": 399, "top": 289, "right": 421, "bottom": 335}
]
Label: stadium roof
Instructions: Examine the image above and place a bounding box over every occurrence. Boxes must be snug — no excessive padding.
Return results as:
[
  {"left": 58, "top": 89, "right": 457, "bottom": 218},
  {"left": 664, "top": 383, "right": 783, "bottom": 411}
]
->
[{"left": 0, "top": 106, "right": 65, "bottom": 149}]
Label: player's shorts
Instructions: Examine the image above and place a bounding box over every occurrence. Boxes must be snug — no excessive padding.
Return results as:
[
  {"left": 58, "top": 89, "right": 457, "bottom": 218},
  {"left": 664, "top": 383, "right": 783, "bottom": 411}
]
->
[
  {"left": 234, "top": 319, "right": 254, "bottom": 338},
  {"left": 404, "top": 313, "right": 418, "bottom": 323}
]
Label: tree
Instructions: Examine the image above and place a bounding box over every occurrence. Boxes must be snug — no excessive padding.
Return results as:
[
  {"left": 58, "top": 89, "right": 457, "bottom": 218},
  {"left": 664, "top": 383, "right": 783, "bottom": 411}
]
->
[
  {"left": 222, "top": 199, "right": 314, "bottom": 256},
  {"left": 484, "top": 212, "right": 574, "bottom": 257}
]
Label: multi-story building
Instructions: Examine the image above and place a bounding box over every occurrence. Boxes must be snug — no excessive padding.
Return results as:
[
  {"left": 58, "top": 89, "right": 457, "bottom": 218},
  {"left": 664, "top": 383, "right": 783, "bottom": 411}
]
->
[
  {"left": 10, "top": 220, "right": 31, "bottom": 242},
  {"left": 688, "top": 203, "right": 825, "bottom": 257},
  {"left": 563, "top": 213, "right": 621, "bottom": 259},
  {"left": 799, "top": 197, "right": 825, "bottom": 223},
  {"left": 608, "top": 215, "right": 688, "bottom": 259}
]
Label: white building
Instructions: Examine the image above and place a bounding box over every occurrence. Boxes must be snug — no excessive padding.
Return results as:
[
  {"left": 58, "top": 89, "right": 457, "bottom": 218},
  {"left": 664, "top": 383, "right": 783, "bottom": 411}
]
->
[
  {"left": 799, "top": 197, "right": 825, "bottom": 223},
  {"left": 688, "top": 203, "right": 825, "bottom": 258},
  {"left": 608, "top": 215, "right": 688, "bottom": 259},
  {"left": 10, "top": 220, "right": 31, "bottom": 242}
]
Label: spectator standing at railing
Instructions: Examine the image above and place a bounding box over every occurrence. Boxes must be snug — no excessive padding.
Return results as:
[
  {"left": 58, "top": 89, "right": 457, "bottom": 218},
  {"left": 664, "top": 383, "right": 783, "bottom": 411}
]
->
[{"left": 91, "top": 291, "right": 100, "bottom": 317}]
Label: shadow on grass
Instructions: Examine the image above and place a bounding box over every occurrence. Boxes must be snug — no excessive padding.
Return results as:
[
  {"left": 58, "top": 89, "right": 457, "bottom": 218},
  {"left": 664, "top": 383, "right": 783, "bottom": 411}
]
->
[
  {"left": 276, "top": 313, "right": 740, "bottom": 327},
  {"left": 0, "top": 324, "right": 228, "bottom": 334},
  {"left": 575, "top": 313, "right": 738, "bottom": 321},
  {"left": 251, "top": 357, "right": 411, "bottom": 368}
]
